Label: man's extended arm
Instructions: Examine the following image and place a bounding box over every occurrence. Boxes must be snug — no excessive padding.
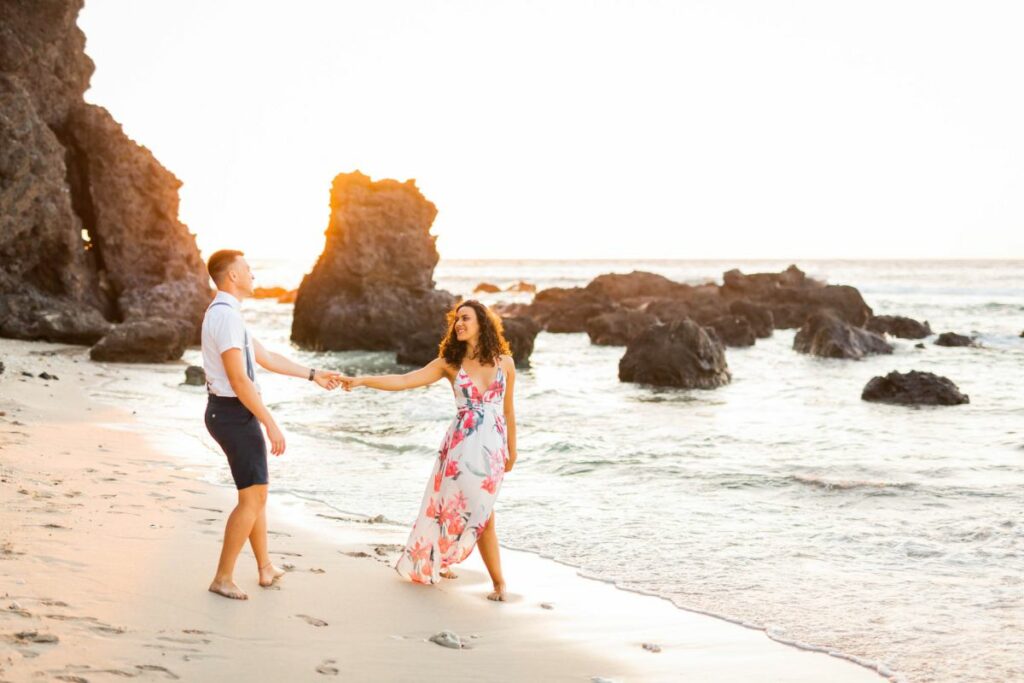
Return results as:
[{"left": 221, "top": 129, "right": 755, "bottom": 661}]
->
[{"left": 253, "top": 339, "right": 341, "bottom": 389}]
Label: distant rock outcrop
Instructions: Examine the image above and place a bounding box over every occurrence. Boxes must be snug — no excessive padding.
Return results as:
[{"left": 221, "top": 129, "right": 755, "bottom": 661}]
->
[
  {"left": 618, "top": 319, "right": 731, "bottom": 389},
  {"left": 862, "top": 371, "right": 969, "bottom": 406},
  {"left": 291, "top": 172, "right": 456, "bottom": 351},
  {"left": 500, "top": 316, "right": 540, "bottom": 369},
  {"left": 705, "top": 315, "right": 756, "bottom": 348},
  {"left": 866, "top": 315, "right": 932, "bottom": 339},
  {"left": 473, "top": 282, "right": 501, "bottom": 294},
  {"left": 793, "top": 311, "right": 893, "bottom": 360},
  {"left": 0, "top": 0, "right": 210, "bottom": 361},
  {"left": 524, "top": 266, "right": 873, "bottom": 346},
  {"left": 585, "top": 309, "right": 658, "bottom": 346},
  {"left": 934, "top": 332, "right": 975, "bottom": 347}
]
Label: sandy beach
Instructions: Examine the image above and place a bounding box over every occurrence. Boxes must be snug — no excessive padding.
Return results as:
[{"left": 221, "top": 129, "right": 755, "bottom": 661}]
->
[{"left": 0, "top": 338, "right": 887, "bottom": 682}]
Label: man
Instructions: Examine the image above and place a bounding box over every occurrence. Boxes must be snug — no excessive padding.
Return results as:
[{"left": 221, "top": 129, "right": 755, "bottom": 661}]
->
[{"left": 202, "top": 249, "right": 341, "bottom": 600}]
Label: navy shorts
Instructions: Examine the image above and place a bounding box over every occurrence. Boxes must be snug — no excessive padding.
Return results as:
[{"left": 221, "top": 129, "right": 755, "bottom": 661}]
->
[{"left": 204, "top": 396, "right": 268, "bottom": 490}]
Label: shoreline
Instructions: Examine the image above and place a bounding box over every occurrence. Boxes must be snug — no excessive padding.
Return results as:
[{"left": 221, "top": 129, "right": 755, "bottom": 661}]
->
[{"left": 1, "top": 337, "right": 888, "bottom": 681}]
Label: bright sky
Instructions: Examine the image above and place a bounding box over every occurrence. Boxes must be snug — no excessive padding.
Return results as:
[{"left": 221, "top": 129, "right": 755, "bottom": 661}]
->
[{"left": 79, "top": 0, "right": 1023, "bottom": 262}]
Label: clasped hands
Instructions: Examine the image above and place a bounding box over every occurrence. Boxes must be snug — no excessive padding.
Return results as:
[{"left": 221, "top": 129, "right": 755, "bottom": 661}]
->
[{"left": 311, "top": 370, "right": 360, "bottom": 391}]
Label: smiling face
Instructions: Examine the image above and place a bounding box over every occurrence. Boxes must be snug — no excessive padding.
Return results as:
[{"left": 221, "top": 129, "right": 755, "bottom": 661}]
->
[
  {"left": 227, "top": 256, "right": 255, "bottom": 298},
  {"left": 454, "top": 305, "right": 480, "bottom": 344}
]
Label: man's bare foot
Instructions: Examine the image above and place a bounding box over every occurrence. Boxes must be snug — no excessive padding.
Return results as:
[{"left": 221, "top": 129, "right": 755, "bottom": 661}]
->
[
  {"left": 440, "top": 568, "right": 458, "bottom": 580},
  {"left": 487, "top": 582, "right": 506, "bottom": 601},
  {"left": 258, "top": 563, "right": 286, "bottom": 587},
  {"left": 209, "top": 579, "right": 248, "bottom": 600}
]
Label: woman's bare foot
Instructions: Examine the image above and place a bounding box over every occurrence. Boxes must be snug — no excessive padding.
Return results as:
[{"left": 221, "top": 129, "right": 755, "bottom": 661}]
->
[
  {"left": 258, "top": 562, "right": 286, "bottom": 587},
  {"left": 486, "top": 582, "right": 506, "bottom": 601},
  {"left": 439, "top": 568, "right": 458, "bottom": 580},
  {"left": 209, "top": 579, "right": 248, "bottom": 600}
]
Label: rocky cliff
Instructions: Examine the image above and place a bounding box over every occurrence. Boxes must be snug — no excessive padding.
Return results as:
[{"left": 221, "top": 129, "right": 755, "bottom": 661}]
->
[{"left": 0, "top": 0, "right": 209, "bottom": 360}]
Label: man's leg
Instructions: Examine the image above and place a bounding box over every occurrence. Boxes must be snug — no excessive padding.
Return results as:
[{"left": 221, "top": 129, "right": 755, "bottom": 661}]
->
[
  {"left": 249, "top": 504, "right": 285, "bottom": 586},
  {"left": 477, "top": 513, "right": 507, "bottom": 601},
  {"left": 209, "top": 484, "right": 268, "bottom": 600}
]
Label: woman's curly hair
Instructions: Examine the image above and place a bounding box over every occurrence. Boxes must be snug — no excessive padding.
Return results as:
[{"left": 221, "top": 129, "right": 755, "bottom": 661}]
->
[{"left": 439, "top": 299, "right": 511, "bottom": 368}]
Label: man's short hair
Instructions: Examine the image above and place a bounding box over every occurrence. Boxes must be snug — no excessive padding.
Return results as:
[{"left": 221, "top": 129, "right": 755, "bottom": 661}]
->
[{"left": 207, "top": 249, "right": 244, "bottom": 285}]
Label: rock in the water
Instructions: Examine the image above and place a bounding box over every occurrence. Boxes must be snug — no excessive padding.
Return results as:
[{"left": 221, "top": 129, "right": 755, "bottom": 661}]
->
[
  {"left": 935, "top": 332, "right": 975, "bottom": 347},
  {"left": 585, "top": 309, "right": 657, "bottom": 346},
  {"left": 915, "top": 343, "right": 925, "bottom": 349},
  {"left": 0, "top": 360, "right": 4, "bottom": 375},
  {"left": 619, "top": 319, "right": 731, "bottom": 389},
  {"left": 727, "top": 300, "right": 773, "bottom": 338},
  {"left": 395, "top": 329, "right": 443, "bottom": 367},
  {"left": 584, "top": 270, "right": 689, "bottom": 301},
  {"left": 38, "top": 372, "right": 58, "bottom": 380},
  {"left": 253, "top": 286, "right": 290, "bottom": 300},
  {"left": 89, "top": 318, "right": 191, "bottom": 363},
  {"left": 866, "top": 315, "right": 932, "bottom": 339},
  {"left": 722, "top": 265, "right": 872, "bottom": 328},
  {"left": 291, "top": 172, "right": 455, "bottom": 351},
  {"left": 705, "top": 315, "right": 755, "bottom": 347},
  {"left": 500, "top": 316, "right": 539, "bottom": 368},
  {"left": 526, "top": 286, "right": 614, "bottom": 333},
  {"left": 428, "top": 630, "right": 464, "bottom": 649},
  {"left": 793, "top": 312, "right": 893, "bottom": 359},
  {"left": 506, "top": 281, "right": 536, "bottom": 293},
  {"left": 861, "top": 371, "right": 969, "bottom": 406},
  {"left": 473, "top": 282, "right": 501, "bottom": 294},
  {"left": 0, "top": 1, "right": 209, "bottom": 356},
  {"left": 184, "top": 365, "right": 206, "bottom": 386}
]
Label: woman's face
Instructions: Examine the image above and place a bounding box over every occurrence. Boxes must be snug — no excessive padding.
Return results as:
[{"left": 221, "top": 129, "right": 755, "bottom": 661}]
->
[{"left": 454, "top": 306, "right": 480, "bottom": 343}]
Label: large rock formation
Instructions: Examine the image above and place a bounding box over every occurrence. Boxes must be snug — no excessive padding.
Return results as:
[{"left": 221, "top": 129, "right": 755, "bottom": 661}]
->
[
  {"left": 866, "top": 315, "right": 932, "bottom": 339},
  {"left": 862, "top": 371, "right": 969, "bottom": 406},
  {"left": 793, "top": 311, "right": 893, "bottom": 360},
  {"left": 0, "top": 0, "right": 210, "bottom": 360},
  {"left": 291, "top": 172, "right": 456, "bottom": 351},
  {"left": 524, "top": 266, "right": 873, "bottom": 346},
  {"left": 585, "top": 309, "right": 657, "bottom": 346},
  {"left": 618, "top": 319, "right": 731, "bottom": 389}
]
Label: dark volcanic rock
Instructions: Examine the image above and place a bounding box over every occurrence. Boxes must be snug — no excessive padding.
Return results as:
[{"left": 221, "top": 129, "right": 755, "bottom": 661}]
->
[
  {"left": 585, "top": 309, "right": 658, "bottom": 346},
  {"left": 292, "top": 172, "right": 456, "bottom": 351},
  {"left": 396, "top": 330, "right": 443, "bottom": 367},
  {"left": 89, "top": 318, "right": 190, "bottom": 363},
  {"left": 184, "top": 365, "right": 206, "bottom": 387},
  {"left": 705, "top": 315, "right": 756, "bottom": 347},
  {"left": 793, "top": 312, "right": 893, "bottom": 360},
  {"left": 618, "top": 319, "right": 731, "bottom": 389},
  {"left": 525, "top": 287, "right": 614, "bottom": 333},
  {"left": 474, "top": 282, "right": 501, "bottom": 294},
  {"left": 722, "top": 265, "right": 872, "bottom": 328},
  {"left": 862, "top": 371, "right": 969, "bottom": 406},
  {"left": 584, "top": 271, "right": 689, "bottom": 301},
  {"left": 0, "top": 1, "right": 209, "bottom": 358},
  {"left": 935, "top": 332, "right": 975, "bottom": 347},
  {"left": 501, "top": 316, "right": 540, "bottom": 368},
  {"left": 866, "top": 315, "right": 932, "bottom": 339},
  {"left": 728, "top": 300, "right": 773, "bottom": 338}
]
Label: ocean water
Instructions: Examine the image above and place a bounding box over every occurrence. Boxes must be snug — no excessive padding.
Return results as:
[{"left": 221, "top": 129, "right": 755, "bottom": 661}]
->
[{"left": 92, "top": 259, "right": 1024, "bottom": 682}]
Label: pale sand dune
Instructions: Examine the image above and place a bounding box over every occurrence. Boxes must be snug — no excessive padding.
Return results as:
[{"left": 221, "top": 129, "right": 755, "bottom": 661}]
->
[{"left": 0, "top": 339, "right": 884, "bottom": 682}]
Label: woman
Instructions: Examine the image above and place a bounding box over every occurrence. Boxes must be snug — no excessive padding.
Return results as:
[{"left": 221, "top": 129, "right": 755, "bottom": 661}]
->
[{"left": 341, "top": 300, "right": 518, "bottom": 601}]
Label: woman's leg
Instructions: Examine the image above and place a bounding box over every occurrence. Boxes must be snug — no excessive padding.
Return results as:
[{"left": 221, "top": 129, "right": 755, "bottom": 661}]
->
[{"left": 477, "top": 513, "right": 506, "bottom": 601}]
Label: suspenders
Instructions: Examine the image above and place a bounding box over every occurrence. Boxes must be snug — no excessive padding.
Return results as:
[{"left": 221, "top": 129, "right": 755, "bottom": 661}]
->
[{"left": 207, "top": 301, "right": 255, "bottom": 386}]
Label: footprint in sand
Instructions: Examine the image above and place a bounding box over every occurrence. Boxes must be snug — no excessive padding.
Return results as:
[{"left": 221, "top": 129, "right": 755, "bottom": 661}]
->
[
  {"left": 296, "top": 614, "right": 328, "bottom": 627},
  {"left": 316, "top": 659, "right": 339, "bottom": 675}
]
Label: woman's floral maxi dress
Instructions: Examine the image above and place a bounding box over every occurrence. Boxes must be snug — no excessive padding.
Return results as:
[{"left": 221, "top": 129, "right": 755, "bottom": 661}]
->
[{"left": 395, "top": 363, "right": 508, "bottom": 584}]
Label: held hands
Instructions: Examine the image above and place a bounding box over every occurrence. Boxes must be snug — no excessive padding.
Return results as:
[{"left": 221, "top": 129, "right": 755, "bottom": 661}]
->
[
  {"left": 313, "top": 370, "right": 346, "bottom": 390},
  {"left": 338, "top": 375, "right": 363, "bottom": 391}
]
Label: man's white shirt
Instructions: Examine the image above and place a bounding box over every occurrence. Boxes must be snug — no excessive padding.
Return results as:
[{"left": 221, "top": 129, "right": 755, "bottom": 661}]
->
[{"left": 201, "top": 291, "right": 260, "bottom": 397}]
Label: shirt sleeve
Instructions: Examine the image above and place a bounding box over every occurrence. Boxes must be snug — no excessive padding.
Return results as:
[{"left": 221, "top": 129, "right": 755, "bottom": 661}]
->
[{"left": 209, "top": 310, "right": 246, "bottom": 355}]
